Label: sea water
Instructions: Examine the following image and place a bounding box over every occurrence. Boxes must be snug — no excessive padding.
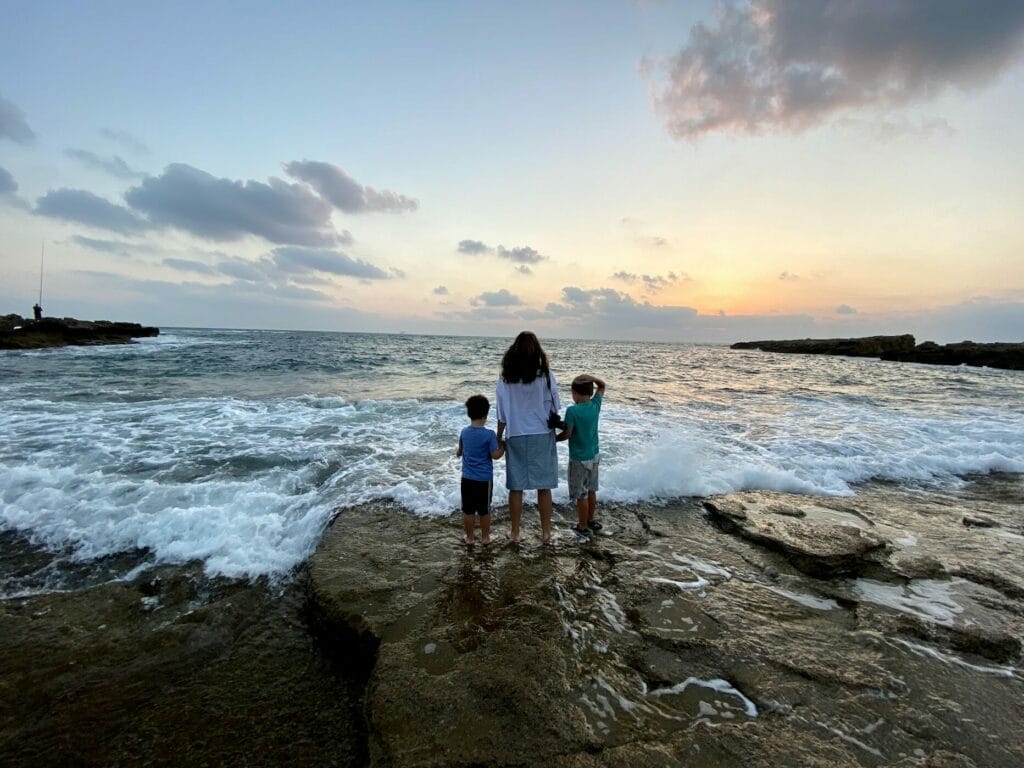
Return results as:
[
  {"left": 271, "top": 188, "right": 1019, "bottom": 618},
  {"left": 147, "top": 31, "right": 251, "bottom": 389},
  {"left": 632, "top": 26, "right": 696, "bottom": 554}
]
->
[{"left": 1, "top": 329, "right": 1022, "bottom": 583}]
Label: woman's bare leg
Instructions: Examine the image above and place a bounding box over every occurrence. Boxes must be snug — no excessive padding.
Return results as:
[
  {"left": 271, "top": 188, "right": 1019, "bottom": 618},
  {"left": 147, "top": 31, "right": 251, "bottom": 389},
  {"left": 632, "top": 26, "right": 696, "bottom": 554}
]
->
[
  {"left": 537, "top": 489, "right": 553, "bottom": 543},
  {"left": 508, "top": 490, "right": 523, "bottom": 541}
]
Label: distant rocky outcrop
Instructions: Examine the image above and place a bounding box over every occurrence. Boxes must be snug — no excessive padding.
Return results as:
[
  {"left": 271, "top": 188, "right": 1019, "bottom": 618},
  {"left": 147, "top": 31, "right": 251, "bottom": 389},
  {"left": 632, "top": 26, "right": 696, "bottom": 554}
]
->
[
  {"left": 0, "top": 314, "right": 159, "bottom": 350},
  {"left": 731, "top": 334, "right": 1024, "bottom": 370}
]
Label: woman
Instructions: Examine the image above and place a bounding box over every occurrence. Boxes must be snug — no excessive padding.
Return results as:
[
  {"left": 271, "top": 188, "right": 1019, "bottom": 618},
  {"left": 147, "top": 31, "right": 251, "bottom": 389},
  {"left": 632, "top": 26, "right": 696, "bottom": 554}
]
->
[{"left": 495, "top": 331, "right": 560, "bottom": 543}]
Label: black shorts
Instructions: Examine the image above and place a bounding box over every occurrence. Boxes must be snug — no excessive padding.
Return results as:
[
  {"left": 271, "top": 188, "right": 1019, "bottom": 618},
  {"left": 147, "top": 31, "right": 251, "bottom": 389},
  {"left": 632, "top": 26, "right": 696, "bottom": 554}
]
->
[{"left": 461, "top": 478, "right": 492, "bottom": 516}]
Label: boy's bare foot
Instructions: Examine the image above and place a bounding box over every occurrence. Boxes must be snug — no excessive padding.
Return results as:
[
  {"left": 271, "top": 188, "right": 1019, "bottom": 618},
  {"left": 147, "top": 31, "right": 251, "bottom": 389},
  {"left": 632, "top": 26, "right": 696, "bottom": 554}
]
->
[{"left": 506, "top": 531, "right": 521, "bottom": 543}]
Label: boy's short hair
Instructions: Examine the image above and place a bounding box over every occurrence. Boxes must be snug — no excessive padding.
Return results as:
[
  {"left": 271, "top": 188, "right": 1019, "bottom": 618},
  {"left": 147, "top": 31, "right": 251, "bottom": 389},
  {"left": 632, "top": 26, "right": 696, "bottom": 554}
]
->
[
  {"left": 465, "top": 394, "right": 490, "bottom": 420},
  {"left": 571, "top": 378, "right": 594, "bottom": 396}
]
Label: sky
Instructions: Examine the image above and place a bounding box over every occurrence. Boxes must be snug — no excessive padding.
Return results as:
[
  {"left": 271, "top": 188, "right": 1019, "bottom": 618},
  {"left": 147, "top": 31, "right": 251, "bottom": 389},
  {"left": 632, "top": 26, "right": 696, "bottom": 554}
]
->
[{"left": 2, "top": 0, "right": 1023, "bottom": 343}]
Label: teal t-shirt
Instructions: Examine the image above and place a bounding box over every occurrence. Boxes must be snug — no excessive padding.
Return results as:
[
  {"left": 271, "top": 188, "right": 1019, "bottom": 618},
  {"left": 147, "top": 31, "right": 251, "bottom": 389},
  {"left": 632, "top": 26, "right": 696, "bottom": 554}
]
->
[{"left": 565, "top": 394, "right": 602, "bottom": 461}]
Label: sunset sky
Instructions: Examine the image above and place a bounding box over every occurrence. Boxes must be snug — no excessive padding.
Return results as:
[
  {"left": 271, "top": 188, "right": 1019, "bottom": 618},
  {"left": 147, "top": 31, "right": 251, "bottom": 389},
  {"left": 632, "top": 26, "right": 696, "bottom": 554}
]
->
[{"left": 2, "top": 1, "right": 1023, "bottom": 342}]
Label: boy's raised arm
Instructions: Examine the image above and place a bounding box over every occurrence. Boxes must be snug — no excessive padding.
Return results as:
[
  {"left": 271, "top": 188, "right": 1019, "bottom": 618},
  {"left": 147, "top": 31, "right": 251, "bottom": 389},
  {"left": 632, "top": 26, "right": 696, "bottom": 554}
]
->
[{"left": 575, "top": 374, "right": 606, "bottom": 395}]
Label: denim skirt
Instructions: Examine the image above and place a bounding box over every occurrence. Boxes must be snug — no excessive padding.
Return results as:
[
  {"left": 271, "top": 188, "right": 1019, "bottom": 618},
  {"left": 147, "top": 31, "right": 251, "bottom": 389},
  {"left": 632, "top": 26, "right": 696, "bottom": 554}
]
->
[{"left": 505, "top": 432, "right": 558, "bottom": 491}]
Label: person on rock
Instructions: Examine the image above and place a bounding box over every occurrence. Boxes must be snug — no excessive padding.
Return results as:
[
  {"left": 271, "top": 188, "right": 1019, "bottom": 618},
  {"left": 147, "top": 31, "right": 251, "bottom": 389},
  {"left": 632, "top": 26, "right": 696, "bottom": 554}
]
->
[
  {"left": 495, "top": 331, "right": 561, "bottom": 544},
  {"left": 556, "top": 374, "right": 606, "bottom": 538},
  {"left": 456, "top": 394, "right": 504, "bottom": 545}
]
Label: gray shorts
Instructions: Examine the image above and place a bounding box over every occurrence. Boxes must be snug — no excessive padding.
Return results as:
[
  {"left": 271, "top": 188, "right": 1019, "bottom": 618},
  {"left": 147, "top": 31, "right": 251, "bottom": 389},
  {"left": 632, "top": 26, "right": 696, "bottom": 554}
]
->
[
  {"left": 568, "top": 456, "right": 600, "bottom": 501},
  {"left": 505, "top": 432, "right": 558, "bottom": 491}
]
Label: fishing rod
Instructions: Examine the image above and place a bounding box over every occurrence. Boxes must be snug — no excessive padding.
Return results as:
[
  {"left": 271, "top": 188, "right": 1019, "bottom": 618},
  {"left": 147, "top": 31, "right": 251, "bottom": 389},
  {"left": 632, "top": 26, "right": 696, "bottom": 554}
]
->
[{"left": 38, "top": 241, "right": 44, "bottom": 306}]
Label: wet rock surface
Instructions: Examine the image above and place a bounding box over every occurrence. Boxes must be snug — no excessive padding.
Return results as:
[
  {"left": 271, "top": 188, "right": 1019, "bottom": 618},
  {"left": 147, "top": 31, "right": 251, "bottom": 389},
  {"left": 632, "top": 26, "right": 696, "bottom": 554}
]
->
[
  {"left": 3, "top": 476, "right": 1022, "bottom": 767},
  {"left": 0, "top": 314, "right": 159, "bottom": 349},
  {"left": 308, "top": 476, "right": 1024, "bottom": 767},
  {"left": 0, "top": 560, "right": 367, "bottom": 767}
]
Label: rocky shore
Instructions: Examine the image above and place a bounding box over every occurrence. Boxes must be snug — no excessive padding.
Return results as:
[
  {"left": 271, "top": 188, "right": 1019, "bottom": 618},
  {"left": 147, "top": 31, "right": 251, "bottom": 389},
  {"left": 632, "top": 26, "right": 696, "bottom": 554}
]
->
[
  {"left": 2, "top": 476, "right": 1022, "bottom": 767},
  {"left": 731, "top": 335, "right": 1024, "bottom": 370},
  {"left": 0, "top": 314, "right": 159, "bottom": 350}
]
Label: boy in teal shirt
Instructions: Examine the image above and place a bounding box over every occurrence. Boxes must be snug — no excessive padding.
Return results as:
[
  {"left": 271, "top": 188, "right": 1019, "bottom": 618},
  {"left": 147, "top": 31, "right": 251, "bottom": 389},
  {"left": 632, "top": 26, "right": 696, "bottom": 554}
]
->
[{"left": 556, "top": 374, "right": 606, "bottom": 536}]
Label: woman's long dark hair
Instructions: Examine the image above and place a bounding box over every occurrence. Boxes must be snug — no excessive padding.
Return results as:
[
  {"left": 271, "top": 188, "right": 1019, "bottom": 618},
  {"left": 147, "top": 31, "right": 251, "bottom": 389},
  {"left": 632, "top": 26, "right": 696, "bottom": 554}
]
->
[{"left": 500, "top": 331, "right": 550, "bottom": 384}]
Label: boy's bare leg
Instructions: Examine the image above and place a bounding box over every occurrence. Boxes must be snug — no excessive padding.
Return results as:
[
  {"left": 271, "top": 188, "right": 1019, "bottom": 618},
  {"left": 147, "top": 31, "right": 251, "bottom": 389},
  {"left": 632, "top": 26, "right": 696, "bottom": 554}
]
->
[
  {"left": 538, "top": 489, "right": 553, "bottom": 543},
  {"left": 508, "top": 491, "right": 523, "bottom": 541},
  {"left": 480, "top": 513, "right": 491, "bottom": 544},
  {"left": 576, "top": 497, "right": 589, "bottom": 530},
  {"left": 587, "top": 491, "right": 597, "bottom": 526},
  {"left": 463, "top": 514, "right": 475, "bottom": 544}
]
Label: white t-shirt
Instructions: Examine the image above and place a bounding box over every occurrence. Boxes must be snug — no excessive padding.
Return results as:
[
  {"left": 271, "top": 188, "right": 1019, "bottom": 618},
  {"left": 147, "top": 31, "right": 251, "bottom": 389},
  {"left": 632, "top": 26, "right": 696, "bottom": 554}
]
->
[{"left": 495, "top": 371, "right": 561, "bottom": 438}]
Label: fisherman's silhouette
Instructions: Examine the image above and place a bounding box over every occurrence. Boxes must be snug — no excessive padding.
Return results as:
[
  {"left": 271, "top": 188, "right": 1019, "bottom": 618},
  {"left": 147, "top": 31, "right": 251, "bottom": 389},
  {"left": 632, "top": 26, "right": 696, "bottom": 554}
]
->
[{"left": 32, "top": 303, "right": 42, "bottom": 321}]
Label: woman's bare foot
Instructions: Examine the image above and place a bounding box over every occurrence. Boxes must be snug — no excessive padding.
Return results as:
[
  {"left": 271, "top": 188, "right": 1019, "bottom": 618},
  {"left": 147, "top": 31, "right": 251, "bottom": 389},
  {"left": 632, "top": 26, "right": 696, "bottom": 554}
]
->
[
  {"left": 464, "top": 535, "right": 475, "bottom": 545},
  {"left": 481, "top": 536, "right": 492, "bottom": 546}
]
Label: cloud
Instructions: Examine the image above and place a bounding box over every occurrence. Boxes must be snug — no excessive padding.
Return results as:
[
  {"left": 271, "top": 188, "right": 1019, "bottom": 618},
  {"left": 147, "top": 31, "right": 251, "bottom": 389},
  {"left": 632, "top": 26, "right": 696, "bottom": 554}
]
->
[
  {"left": 612, "top": 270, "right": 686, "bottom": 291},
  {"left": 124, "top": 163, "right": 338, "bottom": 246},
  {"left": 433, "top": 285, "right": 449, "bottom": 295},
  {"left": 0, "top": 93, "right": 34, "bottom": 143},
  {"left": 646, "top": 0, "right": 1024, "bottom": 139},
  {"left": 271, "top": 246, "right": 393, "bottom": 280},
  {"left": 457, "top": 239, "right": 490, "bottom": 254},
  {"left": 836, "top": 304, "right": 858, "bottom": 315},
  {"left": 472, "top": 289, "right": 523, "bottom": 307},
  {"left": 515, "top": 265, "right": 533, "bottom": 275},
  {"left": 100, "top": 128, "right": 149, "bottom": 154},
  {"left": 496, "top": 245, "right": 544, "bottom": 264},
  {"left": 71, "top": 235, "right": 135, "bottom": 254},
  {"left": 282, "top": 160, "right": 418, "bottom": 214},
  {"left": 779, "top": 271, "right": 800, "bottom": 281},
  {"left": 0, "top": 166, "right": 16, "bottom": 195},
  {"left": 457, "top": 239, "right": 547, "bottom": 264},
  {"left": 163, "top": 257, "right": 220, "bottom": 276},
  {"left": 548, "top": 286, "right": 700, "bottom": 328},
  {"left": 36, "top": 188, "right": 150, "bottom": 233},
  {"left": 65, "top": 148, "right": 144, "bottom": 179},
  {"left": 0, "top": 165, "right": 28, "bottom": 210}
]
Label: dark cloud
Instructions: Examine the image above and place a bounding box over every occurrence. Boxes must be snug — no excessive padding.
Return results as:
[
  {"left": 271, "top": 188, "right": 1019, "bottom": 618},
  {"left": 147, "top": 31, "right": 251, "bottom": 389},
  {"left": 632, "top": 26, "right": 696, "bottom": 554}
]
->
[
  {"left": 0, "top": 166, "right": 17, "bottom": 195},
  {"left": 515, "top": 265, "right": 533, "bottom": 275},
  {"left": 163, "top": 257, "right": 219, "bottom": 276},
  {"left": 472, "top": 289, "right": 523, "bottom": 307},
  {"left": 71, "top": 235, "right": 134, "bottom": 254},
  {"left": 282, "top": 160, "right": 418, "bottom": 214},
  {"left": 65, "top": 148, "right": 144, "bottom": 179},
  {"left": 457, "top": 239, "right": 490, "bottom": 254},
  {"left": 124, "top": 163, "right": 338, "bottom": 246},
  {"left": 433, "top": 285, "right": 449, "bottom": 295},
  {"left": 836, "top": 304, "right": 858, "bottom": 315},
  {"left": 0, "top": 93, "right": 34, "bottom": 143},
  {"left": 271, "top": 246, "right": 392, "bottom": 280},
  {"left": 216, "top": 257, "right": 266, "bottom": 282},
  {"left": 612, "top": 270, "right": 686, "bottom": 291},
  {"left": 36, "top": 188, "right": 149, "bottom": 233},
  {"left": 457, "top": 240, "right": 547, "bottom": 263},
  {"left": 647, "top": 0, "right": 1024, "bottom": 139},
  {"left": 496, "top": 245, "right": 544, "bottom": 264},
  {"left": 100, "top": 128, "right": 149, "bottom": 154}
]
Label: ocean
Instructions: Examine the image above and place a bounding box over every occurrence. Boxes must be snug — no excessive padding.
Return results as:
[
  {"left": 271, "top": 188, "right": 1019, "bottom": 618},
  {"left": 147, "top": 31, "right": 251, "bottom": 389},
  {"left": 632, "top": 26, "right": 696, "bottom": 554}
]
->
[{"left": 2, "top": 328, "right": 1023, "bottom": 591}]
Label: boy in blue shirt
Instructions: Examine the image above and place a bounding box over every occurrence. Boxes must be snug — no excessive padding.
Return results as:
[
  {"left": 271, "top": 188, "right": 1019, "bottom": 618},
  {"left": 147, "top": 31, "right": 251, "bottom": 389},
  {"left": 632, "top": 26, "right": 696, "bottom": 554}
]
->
[
  {"left": 456, "top": 394, "right": 505, "bottom": 545},
  {"left": 557, "top": 374, "right": 606, "bottom": 536}
]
